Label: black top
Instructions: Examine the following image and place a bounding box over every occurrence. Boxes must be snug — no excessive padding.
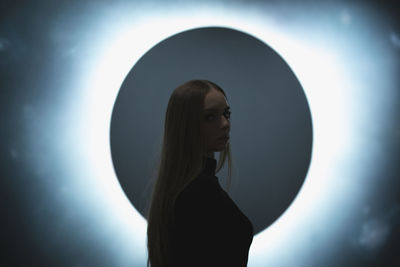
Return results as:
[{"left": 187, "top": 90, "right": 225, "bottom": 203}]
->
[{"left": 169, "top": 157, "right": 254, "bottom": 267}]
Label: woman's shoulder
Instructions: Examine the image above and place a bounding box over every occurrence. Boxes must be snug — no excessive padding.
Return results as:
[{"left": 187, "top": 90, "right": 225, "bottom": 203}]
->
[
  {"left": 175, "top": 174, "right": 220, "bottom": 210},
  {"left": 181, "top": 173, "right": 218, "bottom": 196}
]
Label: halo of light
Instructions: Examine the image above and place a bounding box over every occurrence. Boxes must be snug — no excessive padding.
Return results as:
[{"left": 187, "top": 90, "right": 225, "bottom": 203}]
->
[{"left": 74, "top": 4, "right": 397, "bottom": 266}]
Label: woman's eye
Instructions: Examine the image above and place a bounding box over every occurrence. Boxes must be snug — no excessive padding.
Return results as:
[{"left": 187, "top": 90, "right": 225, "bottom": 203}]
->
[
  {"left": 223, "top": 110, "right": 231, "bottom": 119},
  {"left": 205, "top": 114, "right": 216, "bottom": 121},
  {"left": 205, "top": 110, "right": 231, "bottom": 122}
]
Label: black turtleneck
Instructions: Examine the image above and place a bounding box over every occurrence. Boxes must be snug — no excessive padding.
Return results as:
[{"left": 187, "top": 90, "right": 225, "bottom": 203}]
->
[{"left": 169, "top": 157, "right": 254, "bottom": 267}]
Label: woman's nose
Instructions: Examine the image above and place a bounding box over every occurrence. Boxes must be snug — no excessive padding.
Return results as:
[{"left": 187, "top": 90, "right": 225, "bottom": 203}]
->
[{"left": 221, "top": 114, "right": 230, "bottom": 129}]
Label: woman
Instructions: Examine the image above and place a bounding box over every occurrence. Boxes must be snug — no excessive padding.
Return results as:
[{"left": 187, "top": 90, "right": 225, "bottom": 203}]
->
[{"left": 146, "top": 80, "right": 253, "bottom": 267}]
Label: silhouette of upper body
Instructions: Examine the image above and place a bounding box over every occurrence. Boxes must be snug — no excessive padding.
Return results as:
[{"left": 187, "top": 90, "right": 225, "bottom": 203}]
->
[{"left": 169, "top": 157, "right": 254, "bottom": 266}]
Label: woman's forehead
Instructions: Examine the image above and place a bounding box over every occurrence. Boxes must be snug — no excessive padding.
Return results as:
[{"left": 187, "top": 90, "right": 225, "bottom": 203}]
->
[{"left": 204, "top": 89, "right": 229, "bottom": 110}]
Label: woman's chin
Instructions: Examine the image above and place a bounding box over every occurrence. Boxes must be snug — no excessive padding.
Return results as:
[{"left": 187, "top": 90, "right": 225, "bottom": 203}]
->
[{"left": 213, "top": 144, "right": 228, "bottom": 152}]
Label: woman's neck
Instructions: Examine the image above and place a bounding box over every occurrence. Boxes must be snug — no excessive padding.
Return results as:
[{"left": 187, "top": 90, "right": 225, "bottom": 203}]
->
[{"left": 205, "top": 152, "right": 215, "bottom": 159}]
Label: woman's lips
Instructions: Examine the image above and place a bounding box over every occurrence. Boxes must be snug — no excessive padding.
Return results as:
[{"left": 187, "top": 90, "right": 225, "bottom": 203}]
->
[{"left": 218, "top": 135, "right": 229, "bottom": 142}]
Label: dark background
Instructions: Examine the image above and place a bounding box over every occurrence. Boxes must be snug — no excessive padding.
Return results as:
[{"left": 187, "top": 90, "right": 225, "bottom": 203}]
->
[{"left": 1, "top": 0, "right": 399, "bottom": 266}]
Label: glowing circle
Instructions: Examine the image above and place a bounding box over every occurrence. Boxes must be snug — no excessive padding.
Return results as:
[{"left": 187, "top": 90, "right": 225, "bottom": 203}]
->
[{"left": 110, "top": 27, "right": 312, "bottom": 234}]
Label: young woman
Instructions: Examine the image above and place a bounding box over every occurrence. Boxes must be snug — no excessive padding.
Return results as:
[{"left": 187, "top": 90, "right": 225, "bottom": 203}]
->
[{"left": 146, "top": 80, "right": 253, "bottom": 267}]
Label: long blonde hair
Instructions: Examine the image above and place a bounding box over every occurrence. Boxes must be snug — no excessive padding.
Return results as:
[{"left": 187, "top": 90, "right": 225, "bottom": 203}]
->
[{"left": 146, "top": 80, "right": 232, "bottom": 267}]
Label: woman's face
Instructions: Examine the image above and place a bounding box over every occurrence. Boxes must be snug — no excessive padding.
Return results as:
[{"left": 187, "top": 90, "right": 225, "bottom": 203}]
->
[{"left": 201, "top": 88, "right": 231, "bottom": 153}]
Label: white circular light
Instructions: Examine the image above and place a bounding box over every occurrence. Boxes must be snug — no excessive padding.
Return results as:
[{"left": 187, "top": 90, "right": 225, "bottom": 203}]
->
[{"left": 74, "top": 4, "right": 395, "bottom": 266}]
